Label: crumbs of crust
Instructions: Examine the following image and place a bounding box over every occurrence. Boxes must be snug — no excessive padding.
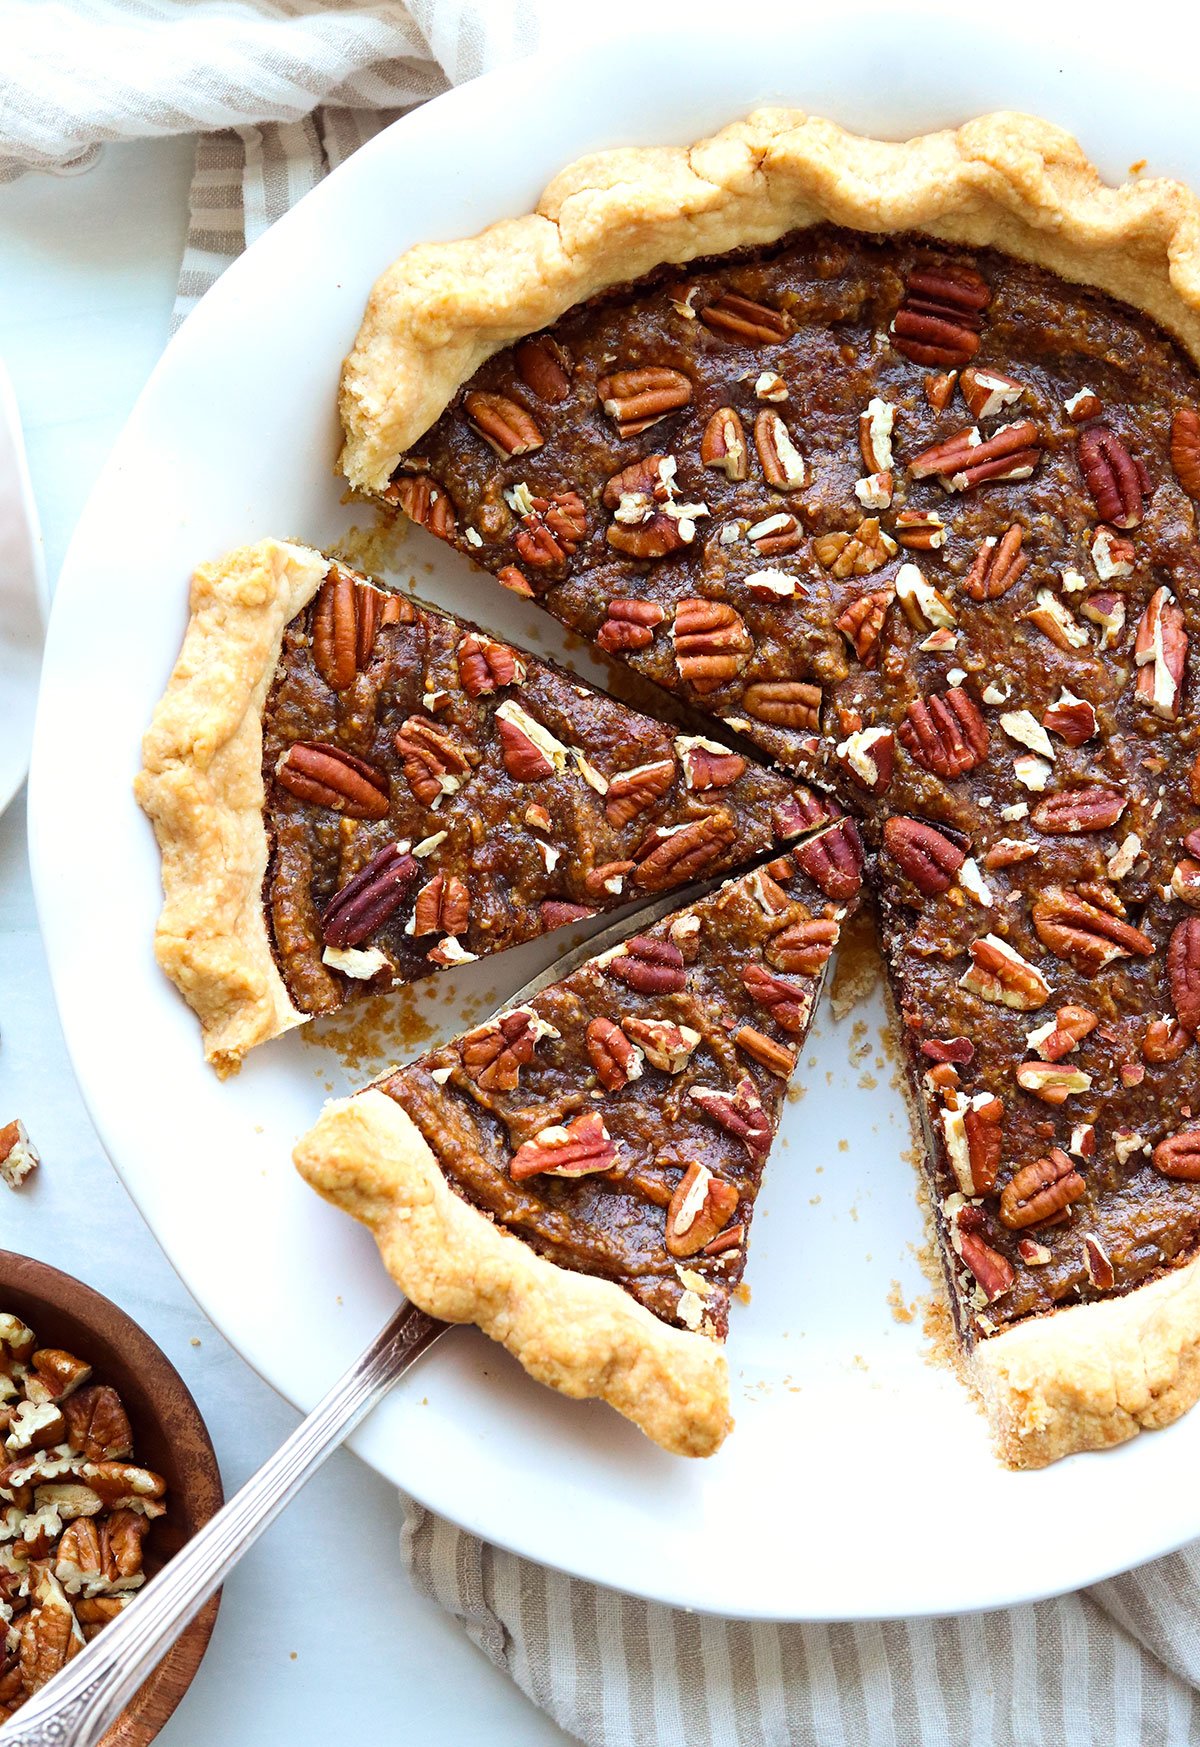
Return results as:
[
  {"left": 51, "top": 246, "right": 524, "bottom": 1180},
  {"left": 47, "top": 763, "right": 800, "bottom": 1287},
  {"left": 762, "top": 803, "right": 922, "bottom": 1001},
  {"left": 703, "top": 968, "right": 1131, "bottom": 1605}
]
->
[{"left": 303, "top": 982, "right": 501, "bottom": 1079}]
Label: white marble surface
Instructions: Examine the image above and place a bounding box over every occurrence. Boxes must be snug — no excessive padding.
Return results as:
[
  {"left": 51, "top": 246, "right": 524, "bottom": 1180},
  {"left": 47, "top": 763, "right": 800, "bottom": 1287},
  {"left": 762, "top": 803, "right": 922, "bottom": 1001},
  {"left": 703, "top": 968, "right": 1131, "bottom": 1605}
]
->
[{"left": 0, "top": 136, "right": 573, "bottom": 1746}]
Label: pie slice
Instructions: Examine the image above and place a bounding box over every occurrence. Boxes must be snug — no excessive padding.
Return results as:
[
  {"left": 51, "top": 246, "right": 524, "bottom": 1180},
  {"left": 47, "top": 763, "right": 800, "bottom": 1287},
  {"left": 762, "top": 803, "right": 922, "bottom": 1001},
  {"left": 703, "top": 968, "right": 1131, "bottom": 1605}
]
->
[
  {"left": 295, "top": 812, "right": 862, "bottom": 1456},
  {"left": 136, "top": 538, "right": 813, "bottom": 1075},
  {"left": 336, "top": 110, "right": 1200, "bottom": 1466}
]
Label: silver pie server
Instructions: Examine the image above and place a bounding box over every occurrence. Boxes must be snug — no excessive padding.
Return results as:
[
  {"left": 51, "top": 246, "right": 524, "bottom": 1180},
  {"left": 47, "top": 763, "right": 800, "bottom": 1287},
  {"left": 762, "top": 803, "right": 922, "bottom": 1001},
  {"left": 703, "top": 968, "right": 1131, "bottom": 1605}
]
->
[{"left": 0, "top": 887, "right": 711, "bottom": 1745}]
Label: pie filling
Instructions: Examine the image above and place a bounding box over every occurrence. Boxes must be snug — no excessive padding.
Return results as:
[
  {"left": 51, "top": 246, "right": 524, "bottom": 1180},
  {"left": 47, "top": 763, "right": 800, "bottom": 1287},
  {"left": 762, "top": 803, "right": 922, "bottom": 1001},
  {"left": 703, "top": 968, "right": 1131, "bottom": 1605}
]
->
[
  {"left": 261, "top": 564, "right": 809, "bottom": 1016},
  {"left": 375, "top": 225, "right": 1200, "bottom": 1352},
  {"left": 378, "top": 824, "right": 858, "bottom": 1335}
]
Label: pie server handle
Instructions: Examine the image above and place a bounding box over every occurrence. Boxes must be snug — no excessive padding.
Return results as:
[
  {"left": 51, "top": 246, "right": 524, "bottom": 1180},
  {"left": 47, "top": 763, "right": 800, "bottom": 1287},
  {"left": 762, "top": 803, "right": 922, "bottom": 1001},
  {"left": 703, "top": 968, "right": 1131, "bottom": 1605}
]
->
[{"left": 0, "top": 1300, "right": 446, "bottom": 1746}]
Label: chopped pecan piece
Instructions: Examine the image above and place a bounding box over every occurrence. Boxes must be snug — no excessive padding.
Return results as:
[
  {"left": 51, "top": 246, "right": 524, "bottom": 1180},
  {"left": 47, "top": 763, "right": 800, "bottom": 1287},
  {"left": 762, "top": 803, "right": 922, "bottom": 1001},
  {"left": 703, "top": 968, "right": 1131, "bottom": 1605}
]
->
[
  {"left": 322, "top": 844, "right": 420, "bottom": 949},
  {"left": 943, "top": 1093, "right": 1003, "bottom": 1197},
  {"left": 586, "top": 1017, "right": 644, "bottom": 1091},
  {"left": 1083, "top": 1235, "right": 1116, "bottom": 1291},
  {"left": 464, "top": 390, "right": 543, "bottom": 457},
  {"left": 960, "top": 366, "right": 1024, "bottom": 419},
  {"left": 1027, "top": 1004, "right": 1098, "bottom": 1062},
  {"left": 814, "top": 518, "right": 896, "bottom": 578},
  {"left": 665, "top": 1163, "right": 740, "bottom": 1259},
  {"left": 457, "top": 633, "right": 525, "bottom": 697},
  {"left": 766, "top": 917, "right": 841, "bottom": 976},
  {"left": 883, "top": 817, "right": 966, "bottom": 896},
  {"left": 1170, "top": 406, "right": 1200, "bottom": 498},
  {"left": 898, "top": 686, "right": 988, "bottom": 778},
  {"left": 514, "top": 336, "right": 571, "bottom": 402},
  {"left": 1169, "top": 916, "right": 1200, "bottom": 1033},
  {"left": 0, "top": 1120, "right": 39, "bottom": 1190},
  {"left": 1134, "top": 586, "right": 1187, "bottom": 720},
  {"left": 1031, "top": 786, "right": 1126, "bottom": 835},
  {"left": 836, "top": 585, "right": 894, "bottom": 663},
  {"left": 675, "top": 736, "right": 745, "bottom": 791},
  {"left": 276, "top": 742, "right": 389, "bottom": 819},
  {"left": 699, "top": 291, "right": 792, "bottom": 344},
  {"left": 836, "top": 725, "right": 895, "bottom": 794},
  {"left": 412, "top": 871, "right": 470, "bottom": 937},
  {"left": 621, "top": 1018, "right": 700, "bottom": 1073},
  {"left": 597, "top": 367, "right": 692, "bottom": 437},
  {"left": 672, "top": 599, "right": 752, "bottom": 692},
  {"left": 460, "top": 1007, "right": 556, "bottom": 1092},
  {"left": 741, "top": 963, "right": 812, "bottom": 1033},
  {"left": 510, "top": 1111, "right": 618, "bottom": 1182},
  {"left": 495, "top": 700, "right": 567, "bottom": 781},
  {"left": 1144, "top": 1017, "right": 1191, "bottom": 1064},
  {"left": 1042, "top": 690, "right": 1097, "bottom": 747},
  {"left": 59, "top": 1388, "right": 133, "bottom": 1464},
  {"left": 690, "top": 1076, "right": 771, "bottom": 1157},
  {"left": 890, "top": 262, "right": 990, "bottom": 367},
  {"left": 947, "top": 1203, "right": 1013, "bottom": 1301},
  {"left": 893, "top": 509, "right": 945, "bottom": 551},
  {"left": 999, "top": 1149, "right": 1085, "bottom": 1230},
  {"left": 1078, "top": 425, "right": 1147, "bottom": 527},
  {"left": 394, "top": 715, "right": 471, "bottom": 805},
  {"left": 1031, "top": 886, "right": 1153, "bottom": 973},
  {"left": 384, "top": 472, "right": 456, "bottom": 540},
  {"left": 747, "top": 510, "right": 803, "bottom": 556},
  {"left": 732, "top": 1026, "right": 796, "bottom": 1077},
  {"left": 961, "top": 524, "right": 1027, "bottom": 602},
  {"left": 605, "top": 935, "right": 687, "bottom": 995},
  {"left": 596, "top": 596, "right": 666, "bottom": 654},
  {"left": 605, "top": 758, "right": 676, "bottom": 827},
  {"left": 754, "top": 410, "right": 806, "bottom": 489},
  {"left": 960, "top": 935, "right": 1051, "bottom": 1011},
  {"left": 1014, "top": 1062, "right": 1092, "bottom": 1106},
  {"left": 701, "top": 406, "right": 749, "bottom": 479}
]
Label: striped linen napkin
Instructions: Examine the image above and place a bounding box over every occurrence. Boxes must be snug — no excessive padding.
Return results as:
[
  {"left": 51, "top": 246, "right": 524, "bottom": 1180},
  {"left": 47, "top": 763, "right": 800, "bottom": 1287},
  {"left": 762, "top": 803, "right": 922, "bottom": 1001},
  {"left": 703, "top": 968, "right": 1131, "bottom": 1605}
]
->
[{"left": 8, "top": 6, "right": 1200, "bottom": 1740}]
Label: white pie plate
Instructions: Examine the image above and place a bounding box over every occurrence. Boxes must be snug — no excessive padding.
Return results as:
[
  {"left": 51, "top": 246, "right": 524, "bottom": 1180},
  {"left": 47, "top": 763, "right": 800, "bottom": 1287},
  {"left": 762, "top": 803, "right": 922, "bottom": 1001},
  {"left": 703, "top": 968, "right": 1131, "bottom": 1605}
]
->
[{"left": 28, "top": 7, "right": 1200, "bottom": 1619}]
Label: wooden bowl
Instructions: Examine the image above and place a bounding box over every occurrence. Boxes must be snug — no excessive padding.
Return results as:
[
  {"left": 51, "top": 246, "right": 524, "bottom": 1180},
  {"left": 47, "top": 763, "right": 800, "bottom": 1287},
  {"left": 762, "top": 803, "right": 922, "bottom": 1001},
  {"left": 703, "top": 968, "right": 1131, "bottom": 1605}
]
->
[{"left": 0, "top": 1251, "right": 224, "bottom": 1744}]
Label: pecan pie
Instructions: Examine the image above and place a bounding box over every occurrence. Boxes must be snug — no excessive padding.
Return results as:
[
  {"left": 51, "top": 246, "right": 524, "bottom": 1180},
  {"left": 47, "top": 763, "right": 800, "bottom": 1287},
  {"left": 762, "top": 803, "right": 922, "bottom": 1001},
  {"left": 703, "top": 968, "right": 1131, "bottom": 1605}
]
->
[
  {"left": 296, "top": 817, "right": 859, "bottom": 1456},
  {"left": 137, "top": 539, "right": 813, "bottom": 1074},
  {"left": 333, "top": 109, "right": 1200, "bottom": 1466}
]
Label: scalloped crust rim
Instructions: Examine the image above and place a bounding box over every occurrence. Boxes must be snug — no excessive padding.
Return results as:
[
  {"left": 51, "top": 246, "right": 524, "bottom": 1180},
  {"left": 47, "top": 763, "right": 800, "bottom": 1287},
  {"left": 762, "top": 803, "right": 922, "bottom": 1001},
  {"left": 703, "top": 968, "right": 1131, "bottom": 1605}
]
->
[
  {"left": 339, "top": 106, "right": 1200, "bottom": 493},
  {"left": 294, "top": 1089, "right": 732, "bottom": 1458}
]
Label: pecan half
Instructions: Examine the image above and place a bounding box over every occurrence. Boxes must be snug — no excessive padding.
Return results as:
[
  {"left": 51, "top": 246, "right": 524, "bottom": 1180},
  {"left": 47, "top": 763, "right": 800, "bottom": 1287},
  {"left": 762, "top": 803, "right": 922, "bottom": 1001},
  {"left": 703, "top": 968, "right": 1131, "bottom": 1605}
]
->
[
  {"left": 699, "top": 291, "right": 792, "bottom": 344},
  {"left": 514, "top": 336, "right": 571, "bottom": 403},
  {"left": 766, "top": 916, "right": 841, "bottom": 976},
  {"left": 495, "top": 701, "right": 567, "bottom": 782},
  {"left": 605, "top": 758, "right": 676, "bottom": 827},
  {"left": 742, "top": 680, "right": 822, "bottom": 730},
  {"left": 960, "top": 935, "right": 1051, "bottom": 1011},
  {"left": 510, "top": 1111, "right": 618, "bottom": 1182},
  {"left": 999, "top": 1148, "right": 1085, "bottom": 1229},
  {"left": 1031, "top": 786, "right": 1126, "bottom": 835},
  {"left": 605, "top": 935, "right": 687, "bottom": 994},
  {"left": 622, "top": 1017, "right": 700, "bottom": 1073},
  {"left": 836, "top": 585, "right": 894, "bottom": 663},
  {"left": 394, "top": 715, "right": 471, "bottom": 805},
  {"left": 586, "top": 1017, "right": 644, "bottom": 1091},
  {"left": 676, "top": 736, "right": 746, "bottom": 791},
  {"left": 596, "top": 597, "right": 665, "bottom": 653},
  {"left": 1170, "top": 407, "right": 1200, "bottom": 499},
  {"left": 755, "top": 410, "right": 806, "bottom": 489},
  {"left": 961, "top": 524, "right": 1027, "bottom": 602},
  {"left": 814, "top": 518, "right": 896, "bottom": 579},
  {"left": 1078, "top": 426, "right": 1147, "bottom": 527},
  {"left": 890, "top": 262, "right": 990, "bottom": 367},
  {"left": 1031, "top": 886, "right": 1154, "bottom": 973},
  {"left": 322, "top": 844, "right": 420, "bottom": 948},
  {"left": 690, "top": 1076, "right": 771, "bottom": 1157},
  {"left": 701, "top": 406, "right": 749, "bottom": 479},
  {"left": 893, "top": 509, "right": 945, "bottom": 551},
  {"left": 1153, "top": 1127, "right": 1200, "bottom": 1181},
  {"left": 741, "top": 963, "right": 812, "bottom": 1033},
  {"left": 793, "top": 816, "right": 864, "bottom": 902},
  {"left": 732, "top": 1026, "right": 797, "bottom": 1077},
  {"left": 412, "top": 871, "right": 470, "bottom": 937},
  {"left": 514, "top": 491, "right": 587, "bottom": 570},
  {"left": 1169, "top": 916, "right": 1200, "bottom": 1033},
  {"left": 456, "top": 633, "right": 525, "bottom": 697},
  {"left": 908, "top": 421, "right": 1040, "bottom": 491},
  {"left": 883, "top": 816, "right": 966, "bottom": 896},
  {"left": 384, "top": 472, "right": 456, "bottom": 540},
  {"left": 665, "top": 1163, "right": 740, "bottom": 1259},
  {"left": 597, "top": 367, "right": 692, "bottom": 437},
  {"left": 633, "top": 812, "right": 735, "bottom": 890},
  {"left": 1134, "top": 586, "right": 1187, "bottom": 720},
  {"left": 1144, "top": 1017, "right": 1191, "bottom": 1064},
  {"left": 673, "top": 599, "right": 752, "bottom": 693},
  {"left": 898, "top": 686, "right": 988, "bottom": 778},
  {"left": 312, "top": 566, "right": 404, "bottom": 690},
  {"left": 464, "top": 390, "right": 543, "bottom": 457},
  {"left": 275, "top": 742, "right": 389, "bottom": 819}
]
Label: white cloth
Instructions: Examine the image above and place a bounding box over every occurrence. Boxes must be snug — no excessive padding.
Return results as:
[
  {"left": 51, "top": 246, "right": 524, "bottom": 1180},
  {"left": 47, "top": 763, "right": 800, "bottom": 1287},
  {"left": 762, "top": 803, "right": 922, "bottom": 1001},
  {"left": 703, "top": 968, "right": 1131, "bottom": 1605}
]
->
[{"left": 7, "top": 8, "right": 1200, "bottom": 1742}]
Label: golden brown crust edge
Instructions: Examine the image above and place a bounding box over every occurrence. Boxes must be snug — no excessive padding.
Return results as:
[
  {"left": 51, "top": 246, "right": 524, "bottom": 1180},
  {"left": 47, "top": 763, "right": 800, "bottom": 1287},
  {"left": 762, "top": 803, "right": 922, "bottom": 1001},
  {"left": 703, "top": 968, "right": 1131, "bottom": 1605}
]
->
[
  {"left": 340, "top": 105, "right": 1200, "bottom": 493},
  {"left": 135, "top": 538, "right": 327, "bottom": 1074},
  {"left": 972, "top": 1256, "right": 1200, "bottom": 1468},
  {"left": 294, "top": 1089, "right": 732, "bottom": 1458}
]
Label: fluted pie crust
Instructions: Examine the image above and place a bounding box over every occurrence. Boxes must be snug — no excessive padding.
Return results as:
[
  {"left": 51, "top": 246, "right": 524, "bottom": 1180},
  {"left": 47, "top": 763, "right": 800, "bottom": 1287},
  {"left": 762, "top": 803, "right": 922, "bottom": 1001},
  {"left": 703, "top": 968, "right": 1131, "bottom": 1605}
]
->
[{"left": 335, "top": 108, "right": 1200, "bottom": 1470}]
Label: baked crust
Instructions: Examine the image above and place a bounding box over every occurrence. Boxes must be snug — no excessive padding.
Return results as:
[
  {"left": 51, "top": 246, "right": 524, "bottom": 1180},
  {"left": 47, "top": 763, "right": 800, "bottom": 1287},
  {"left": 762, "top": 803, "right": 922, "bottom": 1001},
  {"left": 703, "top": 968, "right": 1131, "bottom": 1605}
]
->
[
  {"left": 136, "top": 538, "right": 325, "bottom": 1074},
  {"left": 340, "top": 106, "right": 1200, "bottom": 493},
  {"left": 294, "top": 1088, "right": 732, "bottom": 1457},
  {"left": 972, "top": 1257, "right": 1200, "bottom": 1467}
]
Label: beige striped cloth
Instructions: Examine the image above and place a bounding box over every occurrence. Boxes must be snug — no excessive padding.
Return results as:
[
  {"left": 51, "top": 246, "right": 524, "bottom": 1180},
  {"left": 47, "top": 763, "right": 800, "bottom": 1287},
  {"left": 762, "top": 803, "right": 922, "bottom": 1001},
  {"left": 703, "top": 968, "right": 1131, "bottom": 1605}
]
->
[{"left": 8, "top": 6, "right": 1200, "bottom": 1740}]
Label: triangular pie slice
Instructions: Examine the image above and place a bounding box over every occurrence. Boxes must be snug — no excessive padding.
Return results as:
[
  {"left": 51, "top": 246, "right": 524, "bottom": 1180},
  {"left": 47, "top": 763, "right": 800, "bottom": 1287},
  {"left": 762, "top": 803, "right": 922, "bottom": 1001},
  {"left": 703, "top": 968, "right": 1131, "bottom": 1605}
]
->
[
  {"left": 295, "top": 811, "right": 862, "bottom": 1456},
  {"left": 338, "top": 110, "right": 1200, "bottom": 1466},
  {"left": 137, "top": 538, "right": 816, "bottom": 1075}
]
